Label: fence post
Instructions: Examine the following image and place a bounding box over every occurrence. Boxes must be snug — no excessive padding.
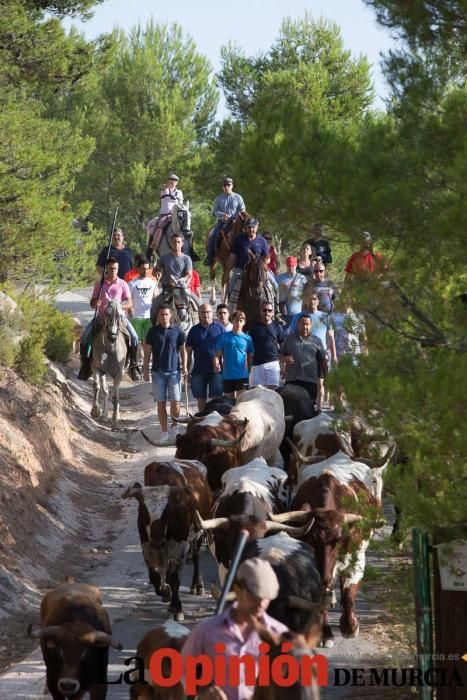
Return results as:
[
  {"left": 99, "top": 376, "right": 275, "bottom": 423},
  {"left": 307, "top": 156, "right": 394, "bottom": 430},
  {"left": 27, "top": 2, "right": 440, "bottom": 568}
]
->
[{"left": 412, "top": 528, "right": 433, "bottom": 700}]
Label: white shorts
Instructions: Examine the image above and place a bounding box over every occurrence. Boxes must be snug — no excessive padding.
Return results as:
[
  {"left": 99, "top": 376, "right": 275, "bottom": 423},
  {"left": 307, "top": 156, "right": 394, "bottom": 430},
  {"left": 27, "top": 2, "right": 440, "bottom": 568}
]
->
[{"left": 249, "top": 361, "right": 281, "bottom": 388}]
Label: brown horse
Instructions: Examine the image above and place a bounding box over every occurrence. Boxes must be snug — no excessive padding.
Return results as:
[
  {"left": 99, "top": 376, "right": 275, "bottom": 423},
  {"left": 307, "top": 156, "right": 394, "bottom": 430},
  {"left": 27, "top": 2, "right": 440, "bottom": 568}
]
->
[
  {"left": 237, "top": 253, "right": 275, "bottom": 329},
  {"left": 206, "top": 211, "right": 250, "bottom": 304}
]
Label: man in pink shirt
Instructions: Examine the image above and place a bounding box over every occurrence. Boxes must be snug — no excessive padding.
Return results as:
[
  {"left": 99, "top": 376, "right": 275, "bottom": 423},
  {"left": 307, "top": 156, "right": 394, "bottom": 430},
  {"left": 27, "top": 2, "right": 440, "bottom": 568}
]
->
[
  {"left": 181, "top": 558, "right": 288, "bottom": 700},
  {"left": 79, "top": 257, "right": 141, "bottom": 380}
]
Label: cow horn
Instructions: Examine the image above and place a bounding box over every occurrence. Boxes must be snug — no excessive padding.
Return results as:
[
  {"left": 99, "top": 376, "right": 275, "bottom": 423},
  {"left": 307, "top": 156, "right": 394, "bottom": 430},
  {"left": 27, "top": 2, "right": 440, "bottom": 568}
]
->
[
  {"left": 286, "top": 438, "right": 322, "bottom": 464},
  {"left": 194, "top": 510, "right": 229, "bottom": 530},
  {"left": 288, "top": 596, "right": 323, "bottom": 611},
  {"left": 336, "top": 431, "right": 355, "bottom": 458},
  {"left": 343, "top": 514, "right": 363, "bottom": 524},
  {"left": 231, "top": 417, "right": 249, "bottom": 428},
  {"left": 210, "top": 426, "right": 247, "bottom": 448},
  {"left": 140, "top": 429, "right": 162, "bottom": 447},
  {"left": 79, "top": 630, "right": 123, "bottom": 651},
  {"left": 284, "top": 415, "right": 294, "bottom": 422},
  {"left": 170, "top": 413, "right": 198, "bottom": 424},
  {"left": 265, "top": 518, "right": 314, "bottom": 536},
  {"left": 268, "top": 511, "right": 312, "bottom": 524},
  {"left": 28, "top": 625, "right": 62, "bottom": 641},
  {"left": 121, "top": 483, "right": 142, "bottom": 499}
]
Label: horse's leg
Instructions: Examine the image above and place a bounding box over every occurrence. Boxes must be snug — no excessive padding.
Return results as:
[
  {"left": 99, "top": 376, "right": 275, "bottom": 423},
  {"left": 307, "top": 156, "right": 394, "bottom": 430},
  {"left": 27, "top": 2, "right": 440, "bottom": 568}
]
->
[
  {"left": 101, "top": 374, "right": 109, "bottom": 422},
  {"left": 111, "top": 377, "right": 121, "bottom": 428},
  {"left": 91, "top": 371, "right": 102, "bottom": 419}
]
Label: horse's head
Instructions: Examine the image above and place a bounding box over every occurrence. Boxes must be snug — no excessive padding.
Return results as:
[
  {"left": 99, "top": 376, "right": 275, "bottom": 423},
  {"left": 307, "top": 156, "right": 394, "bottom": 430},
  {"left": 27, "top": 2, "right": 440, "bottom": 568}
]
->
[
  {"left": 172, "top": 287, "right": 188, "bottom": 321},
  {"left": 103, "top": 300, "right": 123, "bottom": 342},
  {"left": 245, "top": 254, "right": 268, "bottom": 298}
]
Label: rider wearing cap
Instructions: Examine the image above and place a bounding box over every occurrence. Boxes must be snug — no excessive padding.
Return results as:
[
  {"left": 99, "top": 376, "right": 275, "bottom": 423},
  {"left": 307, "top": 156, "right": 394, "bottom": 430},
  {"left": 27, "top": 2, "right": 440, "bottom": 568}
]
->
[
  {"left": 225, "top": 217, "right": 269, "bottom": 312},
  {"left": 146, "top": 173, "right": 184, "bottom": 259},
  {"left": 204, "top": 177, "right": 246, "bottom": 266}
]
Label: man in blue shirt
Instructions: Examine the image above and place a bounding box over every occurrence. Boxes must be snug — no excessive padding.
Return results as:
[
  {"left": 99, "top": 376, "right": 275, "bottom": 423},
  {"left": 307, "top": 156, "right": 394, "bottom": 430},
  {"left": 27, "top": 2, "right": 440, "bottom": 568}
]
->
[
  {"left": 186, "top": 303, "right": 225, "bottom": 412},
  {"left": 226, "top": 217, "right": 269, "bottom": 313},
  {"left": 248, "top": 302, "right": 285, "bottom": 389},
  {"left": 214, "top": 310, "right": 254, "bottom": 398},
  {"left": 204, "top": 177, "right": 246, "bottom": 266},
  {"left": 96, "top": 228, "right": 133, "bottom": 279},
  {"left": 143, "top": 304, "right": 187, "bottom": 444}
]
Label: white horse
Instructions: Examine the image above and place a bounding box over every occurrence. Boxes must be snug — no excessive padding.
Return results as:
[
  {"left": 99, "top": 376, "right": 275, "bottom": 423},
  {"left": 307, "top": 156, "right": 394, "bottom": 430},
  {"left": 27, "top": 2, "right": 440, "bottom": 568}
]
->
[
  {"left": 91, "top": 301, "right": 128, "bottom": 428},
  {"left": 147, "top": 202, "right": 192, "bottom": 259}
]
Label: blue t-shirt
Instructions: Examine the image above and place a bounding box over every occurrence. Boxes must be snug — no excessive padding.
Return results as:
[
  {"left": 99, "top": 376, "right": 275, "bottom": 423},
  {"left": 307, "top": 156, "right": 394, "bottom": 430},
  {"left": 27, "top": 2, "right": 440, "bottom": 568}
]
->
[
  {"left": 231, "top": 234, "right": 269, "bottom": 270},
  {"left": 186, "top": 321, "right": 225, "bottom": 375},
  {"left": 214, "top": 331, "right": 254, "bottom": 380},
  {"left": 97, "top": 245, "right": 133, "bottom": 279},
  {"left": 145, "top": 324, "right": 186, "bottom": 373},
  {"left": 248, "top": 322, "right": 285, "bottom": 366},
  {"left": 287, "top": 311, "right": 331, "bottom": 349}
]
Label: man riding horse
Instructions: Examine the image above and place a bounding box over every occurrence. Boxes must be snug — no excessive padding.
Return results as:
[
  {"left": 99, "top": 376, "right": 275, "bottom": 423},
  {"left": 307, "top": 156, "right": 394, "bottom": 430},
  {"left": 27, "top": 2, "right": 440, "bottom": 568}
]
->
[
  {"left": 151, "top": 233, "right": 200, "bottom": 327},
  {"left": 78, "top": 257, "right": 141, "bottom": 381},
  {"left": 204, "top": 176, "right": 246, "bottom": 267}
]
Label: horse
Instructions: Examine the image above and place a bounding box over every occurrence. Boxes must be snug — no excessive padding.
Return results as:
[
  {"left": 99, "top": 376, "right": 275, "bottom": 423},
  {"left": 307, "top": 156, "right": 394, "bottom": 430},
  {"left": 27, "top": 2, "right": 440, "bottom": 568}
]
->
[
  {"left": 150, "top": 285, "right": 200, "bottom": 335},
  {"left": 206, "top": 210, "right": 250, "bottom": 304},
  {"left": 147, "top": 203, "right": 193, "bottom": 260},
  {"left": 90, "top": 301, "right": 128, "bottom": 429},
  {"left": 237, "top": 254, "right": 275, "bottom": 328}
]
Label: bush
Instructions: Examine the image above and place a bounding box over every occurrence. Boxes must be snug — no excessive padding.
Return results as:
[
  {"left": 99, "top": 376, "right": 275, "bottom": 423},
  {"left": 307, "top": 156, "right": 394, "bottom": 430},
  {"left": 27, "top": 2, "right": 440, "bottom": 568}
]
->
[
  {"left": 43, "top": 307, "right": 75, "bottom": 362},
  {"left": 15, "top": 330, "right": 48, "bottom": 384},
  {"left": 0, "top": 326, "right": 17, "bottom": 368}
]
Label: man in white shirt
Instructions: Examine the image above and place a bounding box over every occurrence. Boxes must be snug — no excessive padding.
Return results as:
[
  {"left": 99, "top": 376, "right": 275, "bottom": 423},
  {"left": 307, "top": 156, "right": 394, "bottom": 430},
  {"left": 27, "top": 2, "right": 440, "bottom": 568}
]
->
[
  {"left": 128, "top": 257, "right": 159, "bottom": 344},
  {"left": 216, "top": 303, "right": 233, "bottom": 331}
]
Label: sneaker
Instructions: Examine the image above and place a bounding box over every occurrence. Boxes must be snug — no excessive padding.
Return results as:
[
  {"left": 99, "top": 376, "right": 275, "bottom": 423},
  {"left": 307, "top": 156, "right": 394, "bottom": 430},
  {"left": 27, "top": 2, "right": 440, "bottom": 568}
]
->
[{"left": 159, "top": 431, "right": 170, "bottom": 444}]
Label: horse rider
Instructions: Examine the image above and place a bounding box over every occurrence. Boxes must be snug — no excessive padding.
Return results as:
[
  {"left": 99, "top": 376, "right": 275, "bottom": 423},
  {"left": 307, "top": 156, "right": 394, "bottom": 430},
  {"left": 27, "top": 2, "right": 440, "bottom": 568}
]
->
[
  {"left": 96, "top": 228, "right": 133, "bottom": 280},
  {"left": 79, "top": 257, "right": 142, "bottom": 381},
  {"left": 204, "top": 176, "right": 246, "bottom": 266},
  {"left": 225, "top": 217, "right": 269, "bottom": 313},
  {"left": 151, "top": 232, "right": 198, "bottom": 322},
  {"left": 146, "top": 173, "right": 183, "bottom": 258}
]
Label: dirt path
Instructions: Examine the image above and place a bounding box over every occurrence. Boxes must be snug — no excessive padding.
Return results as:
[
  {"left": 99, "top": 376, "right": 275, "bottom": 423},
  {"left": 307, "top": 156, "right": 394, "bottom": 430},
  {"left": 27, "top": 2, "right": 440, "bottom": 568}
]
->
[{"left": 0, "top": 288, "right": 413, "bottom": 698}]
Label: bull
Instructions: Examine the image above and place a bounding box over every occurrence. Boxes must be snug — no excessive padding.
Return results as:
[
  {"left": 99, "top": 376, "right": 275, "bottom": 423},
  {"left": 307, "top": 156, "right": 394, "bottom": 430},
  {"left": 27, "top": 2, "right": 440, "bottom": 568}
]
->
[
  {"left": 275, "top": 384, "right": 317, "bottom": 473},
  {"left": 28, "top": 577, "right": 121, "bottom": 700},
  {"left": 130, "top": 620, "right": 189, "bottom": 700},
  {"left": 281, "top": 447, "right": 388, "bottom": 647},
  {"left": 121, "top": 459, "right": 211, "bottom": 621}
]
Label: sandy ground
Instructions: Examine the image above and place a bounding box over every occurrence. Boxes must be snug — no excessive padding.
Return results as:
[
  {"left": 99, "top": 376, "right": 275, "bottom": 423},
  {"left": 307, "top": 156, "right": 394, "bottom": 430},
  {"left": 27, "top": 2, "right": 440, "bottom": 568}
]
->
[{"left": 0, "top": 287, "right": 414, "bottom": 699}]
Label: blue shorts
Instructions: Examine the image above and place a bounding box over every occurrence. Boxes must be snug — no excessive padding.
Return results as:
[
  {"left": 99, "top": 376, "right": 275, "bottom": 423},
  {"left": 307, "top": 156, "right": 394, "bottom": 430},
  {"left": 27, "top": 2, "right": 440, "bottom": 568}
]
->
[
  {"left": 152, "top": 370, "right": 181, "bottom": 402},
  {"left": 191, "top": 373, "right": 223, "bottom": 400}
]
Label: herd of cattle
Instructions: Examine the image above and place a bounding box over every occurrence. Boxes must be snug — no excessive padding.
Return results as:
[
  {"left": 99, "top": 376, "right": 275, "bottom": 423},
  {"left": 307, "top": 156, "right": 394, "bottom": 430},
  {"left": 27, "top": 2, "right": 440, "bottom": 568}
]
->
[{"left": 28, "top": 385, "right": 396, "bottom": 699}]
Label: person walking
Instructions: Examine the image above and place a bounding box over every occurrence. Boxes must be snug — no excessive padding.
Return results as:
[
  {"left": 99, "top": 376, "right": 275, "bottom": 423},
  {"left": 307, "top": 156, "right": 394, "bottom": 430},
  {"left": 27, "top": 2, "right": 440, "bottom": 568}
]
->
[
  {"left": 128, "top": 257, "right": 159, "bottom": 365},
  {"left": 214, "top": 310, "right": 254, "bottom": 398},
  {"left": 280, "top": 315, "right": 328, "bottom": 412},
  {"left": 217, "top": 303, "right": 233, "bottom": 331},
  {"left": 186, "top": 303, "right": 225, "bottom": 412},
  {"left": 305, "top": 223, "right": 332, "bottom": 265},
  {"left": 276, "top": 255, "right": 307, "bottom": 323},
  {"left": 248, "top": 302, "right": 285, "bottom": 389},
  {"left": 142, "top": 305, "right": 187, "bottom": 444},
  {"left": 96, "top": 228, "right": 133, "bottom": 280},
  {"left": 181, "top": 558, "right": 288, "bottom": 700}
]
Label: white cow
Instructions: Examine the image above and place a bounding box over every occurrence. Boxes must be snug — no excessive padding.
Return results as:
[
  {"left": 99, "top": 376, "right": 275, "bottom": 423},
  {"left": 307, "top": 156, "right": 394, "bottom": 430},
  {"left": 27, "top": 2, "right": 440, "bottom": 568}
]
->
[{"left": 230, "top": 386, "right": 285, "bottom": 465}]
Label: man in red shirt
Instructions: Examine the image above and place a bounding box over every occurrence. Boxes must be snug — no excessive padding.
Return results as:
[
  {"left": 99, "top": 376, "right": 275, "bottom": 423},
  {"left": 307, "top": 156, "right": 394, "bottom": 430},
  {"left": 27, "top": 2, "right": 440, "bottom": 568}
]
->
[
  {"left": 344, "top": 232, "right": 388, "bottom": 283},
  {"left": 263, "top": 231, "right": 280, "bottom": 275}
]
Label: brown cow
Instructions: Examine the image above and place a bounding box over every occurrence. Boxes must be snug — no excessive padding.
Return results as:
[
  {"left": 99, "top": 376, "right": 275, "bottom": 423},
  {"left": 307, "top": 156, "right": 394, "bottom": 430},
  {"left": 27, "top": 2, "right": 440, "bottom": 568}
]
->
[
  {"left": 130, "top": 620, "right": 189, "bottom": 700},
  {"left": 28, "top": 577, "right": 121, "bottom": 700},
  {"left": 121, "top": 459, "right": 211, "bottom": 621},
  {"left": 282, "top": 448, "right": 385, "bottom": 648}
]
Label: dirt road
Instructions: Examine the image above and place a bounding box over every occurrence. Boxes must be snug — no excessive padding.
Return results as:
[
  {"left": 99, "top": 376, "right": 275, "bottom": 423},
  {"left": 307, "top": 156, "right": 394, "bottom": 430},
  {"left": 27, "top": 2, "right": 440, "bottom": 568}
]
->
[{"left": 0, "top": 288, "right": 413, "bottom": 698}]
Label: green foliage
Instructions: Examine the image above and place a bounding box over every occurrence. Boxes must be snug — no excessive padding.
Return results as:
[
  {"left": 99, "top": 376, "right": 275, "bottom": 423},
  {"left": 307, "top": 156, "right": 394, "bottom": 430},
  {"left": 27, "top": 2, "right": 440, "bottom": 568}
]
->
[
  {"left": 68, "top": 21, "right": 219, "bottom": 246},
  {"left": 15, "top": 330, "right": 48, "bottom": 384},
  {"left": 0, "top": 327, "right": 17, "bottom": 368},
  {"left": 0, "top": 1, "right": 111, "bottom": 285}
]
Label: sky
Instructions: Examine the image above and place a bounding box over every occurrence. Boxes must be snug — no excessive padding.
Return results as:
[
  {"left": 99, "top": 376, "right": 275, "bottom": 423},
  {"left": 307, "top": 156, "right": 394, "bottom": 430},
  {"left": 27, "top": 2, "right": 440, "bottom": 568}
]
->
[{"left": 65, "top": 0, "right": 399, "bottom": 116}]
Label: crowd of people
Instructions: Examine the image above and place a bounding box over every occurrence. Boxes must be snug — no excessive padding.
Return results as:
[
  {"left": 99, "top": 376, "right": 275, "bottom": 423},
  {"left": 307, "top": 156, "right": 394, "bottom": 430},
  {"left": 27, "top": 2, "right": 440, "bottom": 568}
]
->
[{"left": 80, "top": 174, "right": 389, "bottom": 441}]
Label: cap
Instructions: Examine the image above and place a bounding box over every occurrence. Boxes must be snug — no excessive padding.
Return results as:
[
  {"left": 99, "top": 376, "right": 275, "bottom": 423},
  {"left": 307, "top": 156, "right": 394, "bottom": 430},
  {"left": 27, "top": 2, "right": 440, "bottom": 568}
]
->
[
  {"left": 223, "top": 177, "right": 233, "bottom": 185},
  {"left": 168, "top": 173, "right": 179, "bottom": 181},
  {"left": 246, "top": 217, "right": 258, "bottom": 227},
  {"left": 286, "top": 255, "right": 297, "bottom": 266},
  {"left": 361, "top": 231, "right": 372, "bottom": 241},
  {"left": 236, "top": 558, "right": 279, "bottom": 599}
]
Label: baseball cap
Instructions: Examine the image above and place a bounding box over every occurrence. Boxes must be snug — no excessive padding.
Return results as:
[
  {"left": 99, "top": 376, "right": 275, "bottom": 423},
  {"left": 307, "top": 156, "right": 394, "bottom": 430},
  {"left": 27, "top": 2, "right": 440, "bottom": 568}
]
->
[
  {"left": 168, "top": 173, "right": 179, "bottom": 181},
  {"left": 246, "top": 217, "right": 259, "bottom": 227},
  {"left": 223, "top": 177, "right": 233, "bottom": 185},
  {"left": 361, "top": 231, "right": 372, "bottom": 242},
  {"left": 286, "top": 256, "right": 297, "bottom": 266},
  {"left": 236, "top": 558, "right": 279, "bottom": 599}
]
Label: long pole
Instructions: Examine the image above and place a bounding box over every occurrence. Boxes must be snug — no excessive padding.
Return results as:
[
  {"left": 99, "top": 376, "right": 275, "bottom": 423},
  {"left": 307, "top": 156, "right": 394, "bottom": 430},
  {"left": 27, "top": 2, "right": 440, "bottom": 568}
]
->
[
  {"left": 85, "top": 207, "right": 119, "bottom": 358},
  {"left": 216, "top": 529, "right": 250, "bottom": 614}
]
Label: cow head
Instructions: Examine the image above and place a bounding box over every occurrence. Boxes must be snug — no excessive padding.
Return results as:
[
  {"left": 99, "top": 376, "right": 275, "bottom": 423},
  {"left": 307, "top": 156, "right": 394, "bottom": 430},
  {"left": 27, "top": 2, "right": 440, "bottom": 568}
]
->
[
  {"left": 122, "top": 483, "right": 191, "bottom": 570},
  {"left": 29, "top": 622, "right": 121, "bottom": 696},
  {"left": 175, "top": 420, "right": 248, "bottom": 491}
]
